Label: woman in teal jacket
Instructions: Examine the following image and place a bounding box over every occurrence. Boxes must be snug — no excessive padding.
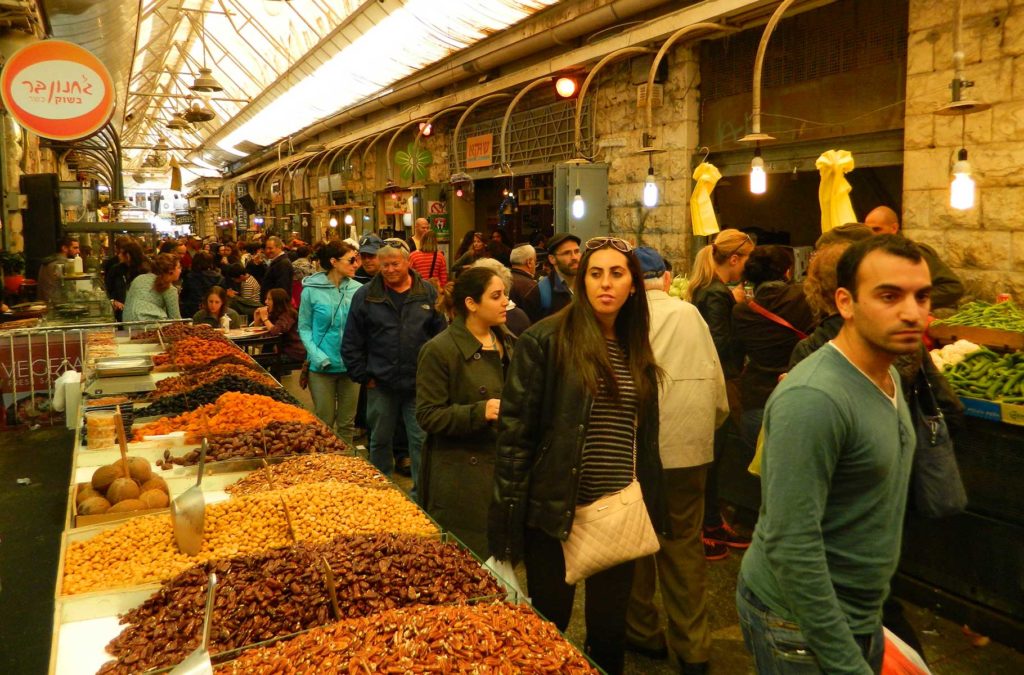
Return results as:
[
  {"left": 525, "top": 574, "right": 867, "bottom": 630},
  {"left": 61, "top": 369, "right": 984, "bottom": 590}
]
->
[{"left": 298, "top": 241, "right": 362, "bottom": 444}]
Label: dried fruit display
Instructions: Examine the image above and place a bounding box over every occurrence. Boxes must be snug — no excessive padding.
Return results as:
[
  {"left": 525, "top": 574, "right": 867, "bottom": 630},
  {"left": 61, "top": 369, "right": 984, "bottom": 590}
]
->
[
  {"left": 133, "top": 393, "right": 317, "bottom": 442},
  {"left": 225, "top": 454, "right": 387, "bottom": 496},
  {"left": 131, "top": 323, "right": 231, "bottom": 344},
  {"left": 62, "top": 482, "right": 437, "bottom": 595},
  {"left": 98, "top": 534, "right": 501, "bottom": 674},
  {"left": 216, "top": 603, "right": 597, "bottom": 674},
  {"left": 167, "top": 337, "right": 240, "bottom": 370},
  {"left": 156, "top": 421, "right": 349, "bottom": 469},
  {"left": 152, "top": 364, "right": 279, "bottom": 397},
  {"left": 141, "top": 376, "right": 297, "bottom": 418}
]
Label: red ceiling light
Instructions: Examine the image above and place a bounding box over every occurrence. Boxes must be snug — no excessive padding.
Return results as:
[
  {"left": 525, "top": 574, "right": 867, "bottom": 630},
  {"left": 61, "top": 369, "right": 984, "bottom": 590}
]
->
[{"left": 419, "top": 122, "right": 432, "bottom": 136}]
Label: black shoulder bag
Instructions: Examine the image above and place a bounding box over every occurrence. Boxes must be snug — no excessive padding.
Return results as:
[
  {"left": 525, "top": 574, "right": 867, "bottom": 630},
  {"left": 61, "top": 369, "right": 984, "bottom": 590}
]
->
[{"left": 911, "top": 367, "right": 968, "bottom": 518}]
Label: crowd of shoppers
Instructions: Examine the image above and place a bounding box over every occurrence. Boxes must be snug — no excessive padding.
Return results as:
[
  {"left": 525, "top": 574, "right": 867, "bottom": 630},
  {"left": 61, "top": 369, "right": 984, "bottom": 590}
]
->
[{"left": 37, "top": 209, "right": 967, "bottom": 675}]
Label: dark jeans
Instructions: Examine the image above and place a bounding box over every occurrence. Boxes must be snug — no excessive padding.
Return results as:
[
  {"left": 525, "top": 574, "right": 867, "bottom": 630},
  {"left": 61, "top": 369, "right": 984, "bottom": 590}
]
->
[
  {"left": 703, "top": 423, "right": 730, "bottom": 528},
  {"left": 736, "top": 576, "right": 884, "bottom": 674},
  {"left": 524, "top": 528, "right": 635, "bottom": 675},
  {"left": 366, "top": 386, "right": 423, "bottom": 500}
]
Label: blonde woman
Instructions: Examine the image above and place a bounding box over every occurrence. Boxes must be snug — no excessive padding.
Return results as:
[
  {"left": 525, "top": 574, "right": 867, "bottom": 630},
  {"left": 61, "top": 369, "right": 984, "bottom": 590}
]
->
[{"left": 685, "top": 228, "right": 755, "bottom": 559}]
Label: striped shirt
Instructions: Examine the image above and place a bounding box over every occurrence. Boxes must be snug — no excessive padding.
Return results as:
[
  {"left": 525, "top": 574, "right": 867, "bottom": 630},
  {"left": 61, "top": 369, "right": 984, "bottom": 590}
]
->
[
  {"left": 577, "top": 339, "right": 638, "bottom": 505},
  {"left": 239, "top": 275, "right": 261, "bottom": 303}
]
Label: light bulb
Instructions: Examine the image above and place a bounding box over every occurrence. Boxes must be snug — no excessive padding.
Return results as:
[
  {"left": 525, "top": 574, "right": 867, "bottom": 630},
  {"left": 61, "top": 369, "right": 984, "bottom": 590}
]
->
[
  {"left": 328, "top": 217, "right": 338, "bottom": 228},
  {"left": 750, "top": 154, "right": 766, "bottom": 195},
  {"left": 642, "top": 168, "right": 658, "bottom": 207},
  {"left": 950, "top": 149, "right": 975, "bottom": 210},
  {"left": 455, "top": 187, "right": 464, "bottom": 198},
  {"left": 343, "top": 213, "right": 354, "bottom": 225},
  {"left": 555, "top": 77, "right": 577, "bottom": 98},
  {"left": 572, "top": 189, "right": 585, "bottom": 219}
]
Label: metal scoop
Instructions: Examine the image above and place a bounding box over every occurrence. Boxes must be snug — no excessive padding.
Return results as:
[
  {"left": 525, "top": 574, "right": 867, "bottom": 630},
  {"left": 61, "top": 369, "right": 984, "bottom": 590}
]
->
[
  {"left": 170, "top": 571, "right": 217, "bottom": 675},
  {"left": 171, "top": 437, "right": 208, "bottom": 556}
]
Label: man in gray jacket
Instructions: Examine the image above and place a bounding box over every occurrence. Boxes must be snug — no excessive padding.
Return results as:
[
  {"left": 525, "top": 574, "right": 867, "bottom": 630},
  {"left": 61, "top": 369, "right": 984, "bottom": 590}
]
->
[{"left": 625, "top": 247, "right": 729, "bottom": 674}]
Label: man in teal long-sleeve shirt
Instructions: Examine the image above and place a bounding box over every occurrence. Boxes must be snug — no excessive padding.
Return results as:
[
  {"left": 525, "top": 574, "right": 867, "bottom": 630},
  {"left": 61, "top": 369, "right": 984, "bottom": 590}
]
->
[{"left": 737, "top": 235, "right": 932, "bottom": 674}]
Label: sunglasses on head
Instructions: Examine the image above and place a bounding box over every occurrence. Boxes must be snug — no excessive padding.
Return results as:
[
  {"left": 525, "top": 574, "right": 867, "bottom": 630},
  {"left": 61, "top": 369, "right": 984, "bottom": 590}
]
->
[
  {"left": 382, "top": 239, "right": 409, "bottom": 251},
  {"left": 719, "top": 234, "right": 753, "bottom": 257},
  {"left": 585, "top": 236, "right": 633, "bottom": 253}
]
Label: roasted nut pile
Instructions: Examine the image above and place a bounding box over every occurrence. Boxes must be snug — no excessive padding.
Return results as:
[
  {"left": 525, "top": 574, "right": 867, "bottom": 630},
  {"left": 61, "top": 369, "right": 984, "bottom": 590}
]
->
[
  {"left": 152, "top": 364, "right": 280, "bottom": 397},
  {"left": 142, "top": 375, "right": 297, "bottom": 418},
  {"left": 216, "top": 603, "right": 597, "bottom": 674},
  {"left": 133, "top": 393, "right": 317, "bottom": 441},
  {"left": 131, "top": 323, "right": 231, "bottom": 344},
  {"left": 156, "top": 421, "right": 349, "bottom": 469},
  {"left": 225, "top": 454, "right": 388, "bottom": 496},
  {"left": 98, "top": 534, "right": 501, "bottom": 674},
  {"left": 62, "top": 482, "right": 437, "bottom": 595}
]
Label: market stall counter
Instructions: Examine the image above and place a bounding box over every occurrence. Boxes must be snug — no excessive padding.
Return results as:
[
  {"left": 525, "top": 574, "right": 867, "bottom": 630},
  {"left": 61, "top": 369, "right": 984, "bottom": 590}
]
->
[{"left": 50, "top": 322, "right": 598, "bottom": 674}]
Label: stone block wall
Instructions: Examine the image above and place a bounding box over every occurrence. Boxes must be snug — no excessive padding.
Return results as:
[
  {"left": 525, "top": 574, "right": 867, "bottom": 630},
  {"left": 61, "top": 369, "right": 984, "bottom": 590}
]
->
[
  {"left": 904, "top": 0, "right": 1024, "bottom": 301},
  {"left": 590, "top": 46, "right": 701, "bottom": 272}
]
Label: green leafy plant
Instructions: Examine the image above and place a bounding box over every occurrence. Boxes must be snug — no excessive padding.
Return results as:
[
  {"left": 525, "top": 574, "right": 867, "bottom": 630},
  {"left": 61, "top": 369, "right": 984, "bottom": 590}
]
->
[{"left": 0, "top": 251, "right": 25, "bottom": 275}]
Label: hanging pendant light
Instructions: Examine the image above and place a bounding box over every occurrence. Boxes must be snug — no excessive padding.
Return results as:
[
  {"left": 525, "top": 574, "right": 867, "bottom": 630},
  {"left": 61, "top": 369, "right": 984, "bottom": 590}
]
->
[
  {"left": 572, "top": 189, "right": 585, "bottom": 219},
  {"left": 642, "top": 154, "right": 659, "bottom": 207},
  {"left": 183, "top": 100, "right": 215, "bottom": 123},
  {"left": 950, "top": 148, "right": 975, "bottom": 210},
  {"left": 189, "top": 12, "right": 224, "bottom": 94},
  {"left": 749, "top": 146, "right": 767, "bottom": 195},
  {"left": 165, "top": 112, "right": 192, "bottom": 131}
]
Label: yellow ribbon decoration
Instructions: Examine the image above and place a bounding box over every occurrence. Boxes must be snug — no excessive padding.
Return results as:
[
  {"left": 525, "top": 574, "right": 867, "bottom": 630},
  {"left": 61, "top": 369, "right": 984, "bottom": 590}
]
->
[
  {"left": 815, "top": 149, "right": 857, "bottom": 233},
  {"left": 689, "top": 162, "right": 722, "bottom": 236}
]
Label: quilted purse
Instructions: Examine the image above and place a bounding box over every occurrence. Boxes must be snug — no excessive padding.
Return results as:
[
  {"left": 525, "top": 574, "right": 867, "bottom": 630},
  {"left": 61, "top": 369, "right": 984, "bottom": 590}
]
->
[{"left": 561, "top": 424, "right": 660, "bottom": 585}]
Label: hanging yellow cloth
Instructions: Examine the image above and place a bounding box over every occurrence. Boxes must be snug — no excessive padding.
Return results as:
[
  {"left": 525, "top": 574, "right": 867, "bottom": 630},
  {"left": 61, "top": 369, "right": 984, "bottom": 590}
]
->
[
  {"left": 689, "top": 161, "right": 722, "bottom": 236},
  {"left": 169, "top": 157, "right": 182, "bottom": 192},
  {"left": 815, "top": 149, "right": 856, "bottom": 233}
]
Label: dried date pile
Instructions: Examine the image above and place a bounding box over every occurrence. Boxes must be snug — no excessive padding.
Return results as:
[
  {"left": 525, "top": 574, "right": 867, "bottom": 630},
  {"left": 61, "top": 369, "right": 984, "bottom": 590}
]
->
[
  {"left": 216, "top": 603, "right": 597, "bottom": 674},
  {"left": 225, "top": 454, "right": 387, "bottom": 496},
  {"left": 142, "top": 375, "right": 297, "bottom": 418},
  {"left": 131, "top": 323, "right": 231, "bottom": 344},
  {"left": 98, "top": 534, "right": 501, "bottom": 675},
  {"left": 156, "top": 421, "right": 348, "bottom": 468}
]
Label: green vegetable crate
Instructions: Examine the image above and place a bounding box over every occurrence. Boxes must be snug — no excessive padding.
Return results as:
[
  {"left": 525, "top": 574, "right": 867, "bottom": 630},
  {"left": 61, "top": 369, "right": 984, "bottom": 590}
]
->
[{"left": 928, "top": 324, "right": 1024, "bottom": 351}]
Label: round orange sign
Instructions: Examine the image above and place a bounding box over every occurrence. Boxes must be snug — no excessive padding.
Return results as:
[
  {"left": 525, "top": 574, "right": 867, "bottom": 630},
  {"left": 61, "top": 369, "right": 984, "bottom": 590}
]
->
[{"left": 1, "top": 39, "right": 115, "bottom": 141}]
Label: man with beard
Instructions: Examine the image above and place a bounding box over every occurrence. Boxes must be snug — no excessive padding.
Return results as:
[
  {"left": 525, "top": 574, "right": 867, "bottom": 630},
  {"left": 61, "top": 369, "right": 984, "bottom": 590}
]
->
[
  {"left": 521, "top": 232, "right": 580, "bottom": 322},
  {"left": 736, "top": 235, "right": 930, "bottom": 675}
]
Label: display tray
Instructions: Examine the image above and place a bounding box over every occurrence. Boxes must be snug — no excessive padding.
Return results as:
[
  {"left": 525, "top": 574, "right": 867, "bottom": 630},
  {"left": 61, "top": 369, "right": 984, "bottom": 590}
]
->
[
  {"left": 93, "top": 355, "right": 155, "bottom": 377},
  {"left": 928, "top": 324, "right": 1024, "bottom": 350},
  {"left": 48, "top": 585, "right": 161, "bottom": 675}
]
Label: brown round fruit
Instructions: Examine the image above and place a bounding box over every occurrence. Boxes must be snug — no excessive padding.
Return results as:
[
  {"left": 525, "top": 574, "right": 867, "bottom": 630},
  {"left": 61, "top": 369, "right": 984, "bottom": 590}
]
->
[
  {"left": 78, "top": 496, "right": 112, "bottom": 515},
  {"left": 113, "top": 457, "right": 153, "bottom": 483},
  {"left": 139, "top": 475, "right": 169, "bottom": 495},
  {"left": 76, "top": 484, "right": 102, "bottom": 506},
  {"left": 106, "top": 477, "right": 141, "bottom": 504},
  {"left": 91, "top": 465, "right": 120, "bottom": 492},
  {"left": 138, "top": 489, "right": 169, "bottom": 509},
  {"left": 108, "top": 499, "right": 146, "bottom": 513}
]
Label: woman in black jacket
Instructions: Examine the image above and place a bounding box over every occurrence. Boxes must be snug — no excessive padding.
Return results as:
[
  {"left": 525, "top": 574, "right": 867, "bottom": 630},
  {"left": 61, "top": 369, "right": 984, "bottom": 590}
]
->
[
  {"left": 685, "top": 228, "right": 755, "bottom": 558},
  {"left": 416, "top": 267, "right": 514, "bottom": 558},
  {"left": 488, "top": 237, "right": 667, "bottom": 675}
]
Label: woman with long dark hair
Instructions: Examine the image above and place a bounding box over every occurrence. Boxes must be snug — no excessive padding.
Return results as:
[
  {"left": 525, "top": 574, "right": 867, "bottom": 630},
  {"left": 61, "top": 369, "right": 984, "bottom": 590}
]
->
[
  {"left": 192, "top": 285, "right": 242, "bottom": 329},
  {"left": 108, "top": 240, "right": 150, "bottom": 321},
  {"left": 488, "top": 237, "right": 667, "bottom": 674},
  {"left": 179, "top": 251, "right": 224, "bottom": 317},
  {"left": 253, "top": 287, "right": 306, "bottom": 362},
  {"left": 298, "top": 240, "right": 362, "bottom": 444},
  {"left": 123, "top": 253, "right": 181, "bottom": 322},
  {"left": 451, "top": 231, "right": 487, "bottom": 275},
  {"left": 416, "top": 267, "right": 514, "bottom": 557}
]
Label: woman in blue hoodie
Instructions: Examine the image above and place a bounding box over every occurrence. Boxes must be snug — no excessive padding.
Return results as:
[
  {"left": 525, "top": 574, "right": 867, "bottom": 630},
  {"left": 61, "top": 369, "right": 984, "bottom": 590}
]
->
[{"left": 299, "top": 240, "right": 362, "bottom": 444}]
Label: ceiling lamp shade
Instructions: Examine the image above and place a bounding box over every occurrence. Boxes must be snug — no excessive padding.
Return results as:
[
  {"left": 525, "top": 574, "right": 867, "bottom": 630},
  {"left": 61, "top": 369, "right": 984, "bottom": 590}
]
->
[
  {"left": 165, "top": 113, "right": 192, "bottom": 131},
  {"left": 190, "top": 67, "right": 223, "bottom": 94},
  {"left": 183, "top": 101, "right": 215, "bottom": 123}
]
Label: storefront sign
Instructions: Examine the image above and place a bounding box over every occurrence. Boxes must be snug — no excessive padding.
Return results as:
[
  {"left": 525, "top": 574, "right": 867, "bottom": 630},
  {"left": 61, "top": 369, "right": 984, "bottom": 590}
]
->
[
  {"left": 465, "top": 134, "right": 493, "bottom": 169},
  {"left": 235, "top": 183, "right": 249, "bottom": 228},
  {"left": 0, "top": 333, "right": 83, "bottom": 426},
  {"left": 1, "top": 39, "right": 115, "bottom": 141},
  {"left": 174, "top": 210, "right": 194, "bottom": 226}
]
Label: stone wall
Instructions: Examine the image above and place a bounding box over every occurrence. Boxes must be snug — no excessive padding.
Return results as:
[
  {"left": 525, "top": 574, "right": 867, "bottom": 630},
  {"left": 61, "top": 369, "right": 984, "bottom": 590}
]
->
[
  {"left": 903, "top": 0, "right": 1024, "bottom": 301},
  {"left": 589, "top": 45, "right": 701, "bottom": 272}
]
